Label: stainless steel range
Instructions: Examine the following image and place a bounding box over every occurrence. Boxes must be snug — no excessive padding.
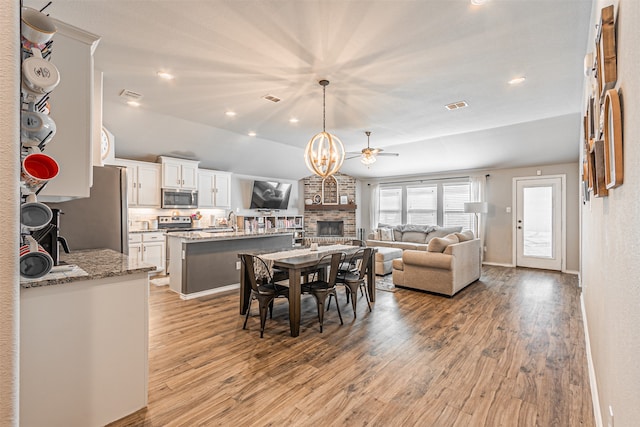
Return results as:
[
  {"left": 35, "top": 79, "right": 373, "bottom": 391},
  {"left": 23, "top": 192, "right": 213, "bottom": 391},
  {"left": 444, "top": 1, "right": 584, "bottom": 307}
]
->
[{"left": 157, "top": 215, "right": 194, "bottom": 232}]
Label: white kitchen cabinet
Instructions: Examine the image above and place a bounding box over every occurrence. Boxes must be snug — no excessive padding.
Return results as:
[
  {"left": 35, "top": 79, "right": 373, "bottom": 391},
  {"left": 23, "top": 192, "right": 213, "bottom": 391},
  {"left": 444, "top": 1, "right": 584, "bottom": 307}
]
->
[
  {"left": 198, "top": 169, "right": 231, "bottom": 208},
  {"left": 128, "top": 232, "right": 165, "bottom": 273},
  {"left": 116, "top": 159, "right": 161, "bottom": 208},
  {"left": 38, "top": 21, "right": 101, "bottom": 202},
  {"left": 142, "top": 232, "right": 165, "bottom": 273},
  {"left": 159, "top": 156, "right": 199, "bottom": 190}
]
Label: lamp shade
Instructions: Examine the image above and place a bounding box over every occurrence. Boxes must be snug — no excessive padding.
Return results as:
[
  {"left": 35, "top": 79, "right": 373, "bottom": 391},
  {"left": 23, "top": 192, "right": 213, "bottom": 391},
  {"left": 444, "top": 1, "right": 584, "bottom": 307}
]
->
[{"left": 463, "top": 202, "right": 488, "bottom": 214}]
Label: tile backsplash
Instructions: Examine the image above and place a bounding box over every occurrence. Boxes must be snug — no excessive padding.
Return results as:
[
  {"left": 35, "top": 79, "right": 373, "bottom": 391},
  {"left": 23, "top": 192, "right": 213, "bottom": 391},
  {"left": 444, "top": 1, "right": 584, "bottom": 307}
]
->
[{"left": 128, "top": 207, "right": 229, "bottom": 230}]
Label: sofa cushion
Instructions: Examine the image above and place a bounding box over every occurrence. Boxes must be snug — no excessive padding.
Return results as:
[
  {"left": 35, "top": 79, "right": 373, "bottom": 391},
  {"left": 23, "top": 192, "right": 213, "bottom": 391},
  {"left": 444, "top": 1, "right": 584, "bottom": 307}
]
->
[
  {"left": 427, "top": 234, "right": 459, "bottom": 252},
  {"left": 392, "top": 258, "right": 404, "bottom": 270},
  {"left": 402, "top": 231, "right": 428, "bottom": 243},
  {"left": 379, "top": 228, "right": 394, "bottom": 241},
  {"left": 455, "top": 230, "right": 475, "bottom": 242}
]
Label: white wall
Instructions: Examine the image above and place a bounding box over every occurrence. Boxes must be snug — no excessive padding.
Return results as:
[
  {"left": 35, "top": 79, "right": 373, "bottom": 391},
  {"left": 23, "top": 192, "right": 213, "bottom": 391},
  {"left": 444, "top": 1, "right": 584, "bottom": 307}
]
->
[
  {"left": 0, "top": 1, "right": 20, "bottom": 425},
  {"left": 581, "top": 1, "right": 640, "bottom": 426}
]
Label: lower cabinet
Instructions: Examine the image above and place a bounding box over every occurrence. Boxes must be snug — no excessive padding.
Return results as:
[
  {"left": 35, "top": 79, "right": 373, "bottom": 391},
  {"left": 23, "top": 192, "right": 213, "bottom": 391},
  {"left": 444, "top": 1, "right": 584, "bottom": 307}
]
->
[{"left": 128, "top": 232, "right": 165, "bottom": 273}]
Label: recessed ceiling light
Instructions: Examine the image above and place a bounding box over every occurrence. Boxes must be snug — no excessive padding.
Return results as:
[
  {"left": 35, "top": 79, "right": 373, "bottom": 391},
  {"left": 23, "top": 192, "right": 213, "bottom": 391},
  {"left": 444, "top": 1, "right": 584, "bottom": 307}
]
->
[
  {"left": 225, "top": 111, "right": 237, "bottom": 117},
  {"left": 289, "top": 118, "right": 299, "bottom": 123},
  {"left": 471, "top": 0, "right": 488, "bottom": 5},
  {"left": 248, "top": 131, "right": 257, "bottom": 137},
  {"left": 156, "top": 71, "right": 175, "bottom": 80},
  {"left": 127, "top": 100, "right": 141, "bottom": 107},
  {"left": 508, "top": 76, "right": 526, "bottom": 85}
]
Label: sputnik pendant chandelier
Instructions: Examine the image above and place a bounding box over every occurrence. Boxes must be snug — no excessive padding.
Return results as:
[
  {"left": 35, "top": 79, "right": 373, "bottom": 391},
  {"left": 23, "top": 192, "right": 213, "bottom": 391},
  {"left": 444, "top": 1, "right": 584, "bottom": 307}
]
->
[{"left": 303, "top": 80, "right": 345, "bottom": 178}]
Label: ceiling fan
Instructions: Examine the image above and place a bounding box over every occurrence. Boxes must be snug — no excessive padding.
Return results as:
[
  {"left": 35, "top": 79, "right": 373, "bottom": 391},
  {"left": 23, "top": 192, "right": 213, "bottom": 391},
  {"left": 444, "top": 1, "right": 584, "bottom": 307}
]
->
[{"left": 346, "top": 131, "right": 399, "bottom": 166}]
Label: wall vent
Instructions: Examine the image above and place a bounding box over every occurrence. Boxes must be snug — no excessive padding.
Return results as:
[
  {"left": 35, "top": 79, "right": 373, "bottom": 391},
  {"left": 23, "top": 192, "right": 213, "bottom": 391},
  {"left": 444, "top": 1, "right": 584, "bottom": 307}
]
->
[
  {"left": 262, "top": 94, "right": 281, "bottom": 103},
  {"left": 445, "top": 100, "right": 468, "bottom": 110},
  {"left": 119, "top": 89, "right": 144, "bottom": 101}
]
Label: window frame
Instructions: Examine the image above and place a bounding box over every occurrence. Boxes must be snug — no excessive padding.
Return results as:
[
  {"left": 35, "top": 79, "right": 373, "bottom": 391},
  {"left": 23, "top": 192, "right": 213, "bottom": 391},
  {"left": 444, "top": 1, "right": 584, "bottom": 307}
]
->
[{"left": 377, "top": 179, "right": 473, "bottom": 229}]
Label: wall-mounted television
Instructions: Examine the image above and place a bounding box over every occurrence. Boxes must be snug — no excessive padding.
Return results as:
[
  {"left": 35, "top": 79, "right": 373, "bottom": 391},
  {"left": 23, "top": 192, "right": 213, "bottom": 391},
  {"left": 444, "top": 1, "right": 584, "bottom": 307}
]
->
[{"left": 249, "top": 180, "right": 292, "bottom": 210}]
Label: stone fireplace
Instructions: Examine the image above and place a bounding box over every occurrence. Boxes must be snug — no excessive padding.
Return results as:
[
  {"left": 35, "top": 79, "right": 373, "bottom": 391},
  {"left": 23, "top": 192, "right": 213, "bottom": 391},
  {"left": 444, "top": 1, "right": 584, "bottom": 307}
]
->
[
  {"left": 303, "top": 172, "right": 357, "bottom": 242},
  {"left": 317, "top": 220, "right": 344, "bottom": 237}
]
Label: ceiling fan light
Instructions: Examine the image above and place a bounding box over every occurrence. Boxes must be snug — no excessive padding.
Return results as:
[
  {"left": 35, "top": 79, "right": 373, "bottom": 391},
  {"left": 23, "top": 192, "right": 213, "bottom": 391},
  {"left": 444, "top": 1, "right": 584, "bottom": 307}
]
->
[{"left": 361, "top": 152, "right": 377, "bottom": 165}]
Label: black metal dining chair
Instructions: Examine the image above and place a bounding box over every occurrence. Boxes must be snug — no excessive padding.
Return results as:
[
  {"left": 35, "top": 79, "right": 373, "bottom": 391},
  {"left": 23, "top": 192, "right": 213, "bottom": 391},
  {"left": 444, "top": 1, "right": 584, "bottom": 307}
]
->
[
  {"left": 332, "top": 247, "right": 373, "bottom": 317},
  {"left": 301, "top": 252, "right": 344, "bottom": 332},
  {"left": 241, "top": 254, "right": 289, "bottom": 338}
]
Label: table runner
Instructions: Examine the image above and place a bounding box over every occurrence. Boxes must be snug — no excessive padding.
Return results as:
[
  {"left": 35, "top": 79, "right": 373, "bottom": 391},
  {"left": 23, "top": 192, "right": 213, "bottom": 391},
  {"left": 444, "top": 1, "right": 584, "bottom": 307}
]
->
[{"left": 254, "top": 244, "right": 353, "bottom": 280}]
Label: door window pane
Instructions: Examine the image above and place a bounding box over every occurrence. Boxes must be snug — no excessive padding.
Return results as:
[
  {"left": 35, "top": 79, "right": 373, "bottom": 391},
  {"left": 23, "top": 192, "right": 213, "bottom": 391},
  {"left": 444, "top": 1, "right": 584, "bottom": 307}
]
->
[{"left": 523, "top": 186, "right": 553, "bottom": 257}]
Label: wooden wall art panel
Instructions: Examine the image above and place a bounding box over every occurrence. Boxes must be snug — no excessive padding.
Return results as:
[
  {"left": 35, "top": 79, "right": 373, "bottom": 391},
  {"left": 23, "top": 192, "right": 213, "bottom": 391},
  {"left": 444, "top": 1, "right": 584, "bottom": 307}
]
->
[
  {"left": 603, "top": 89, "right": 623, "bottom": 189},
  {"left": 596, "top": 5, "right": 617, "bottom": 97}
]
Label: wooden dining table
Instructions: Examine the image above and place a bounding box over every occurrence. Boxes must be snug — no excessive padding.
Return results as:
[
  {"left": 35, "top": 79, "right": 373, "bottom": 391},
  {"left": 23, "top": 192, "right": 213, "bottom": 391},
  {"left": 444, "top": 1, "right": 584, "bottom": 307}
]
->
[{"left": 239, "top": 245, "right": 376, "bottom": 337}]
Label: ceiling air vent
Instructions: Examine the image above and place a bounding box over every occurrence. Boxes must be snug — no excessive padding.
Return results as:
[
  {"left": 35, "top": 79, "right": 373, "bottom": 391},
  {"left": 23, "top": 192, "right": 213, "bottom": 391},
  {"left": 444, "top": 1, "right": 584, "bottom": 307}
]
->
[
  {"left": 445, "top": 100, "right": 468, "bottom": 111},
  {"left": 262, "top": 94, "right": 281, "bottom": 103},
  {"left": 119, "top": 89, "right": 144, "bottom": 101}
]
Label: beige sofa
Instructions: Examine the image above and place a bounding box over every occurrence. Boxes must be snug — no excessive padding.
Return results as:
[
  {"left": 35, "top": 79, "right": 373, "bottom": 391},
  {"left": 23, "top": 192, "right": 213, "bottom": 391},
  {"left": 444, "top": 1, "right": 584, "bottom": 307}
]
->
[{"left": 391, "top": 238, "right": 482, "bottom": 296}]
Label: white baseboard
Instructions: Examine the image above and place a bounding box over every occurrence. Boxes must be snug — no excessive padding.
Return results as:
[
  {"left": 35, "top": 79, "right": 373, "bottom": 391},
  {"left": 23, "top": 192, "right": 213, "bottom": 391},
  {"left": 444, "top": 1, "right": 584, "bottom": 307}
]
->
[
  {"left": 482, "top": 262, "right": 515, "bottom": 268},
  {"left": 581, "top": 293, "right": 602, "bottom": 427},
  {"left": 564, "top": 269, "right": 580, "bottom": 276},
  {"left": 175, "top": 283, "right": 240, "bottom": 300}
]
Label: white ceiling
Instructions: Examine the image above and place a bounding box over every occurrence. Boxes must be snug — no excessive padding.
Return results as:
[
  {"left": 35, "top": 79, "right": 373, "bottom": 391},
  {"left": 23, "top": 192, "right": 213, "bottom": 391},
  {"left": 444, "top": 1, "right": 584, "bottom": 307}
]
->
[{"left": 29, "top": 0, "right": 593, "bottom": 180}]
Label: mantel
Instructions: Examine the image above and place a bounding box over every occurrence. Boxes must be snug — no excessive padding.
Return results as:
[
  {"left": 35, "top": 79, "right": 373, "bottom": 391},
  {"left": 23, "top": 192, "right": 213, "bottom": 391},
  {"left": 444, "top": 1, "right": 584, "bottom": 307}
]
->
[{"left": 305, "top": 204, "right": 357, "bottom": 211}]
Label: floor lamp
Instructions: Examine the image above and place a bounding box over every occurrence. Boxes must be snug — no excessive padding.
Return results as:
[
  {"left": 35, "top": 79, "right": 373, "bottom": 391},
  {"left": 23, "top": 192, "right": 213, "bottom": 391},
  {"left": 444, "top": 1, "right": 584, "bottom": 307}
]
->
[{"left": 463, "top": 202, "right": 488, "bottom": 238}]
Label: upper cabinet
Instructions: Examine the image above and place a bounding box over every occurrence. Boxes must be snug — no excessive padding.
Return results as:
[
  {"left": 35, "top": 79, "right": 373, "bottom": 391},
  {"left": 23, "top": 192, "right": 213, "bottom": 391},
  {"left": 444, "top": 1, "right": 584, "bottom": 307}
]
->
[
  {"left": 158, "top": 156, "right": 199, "bottom": 190},
  {"left": 38, "top": 21, "right": 101, "bottom": 202},
  {"left": 115, "top": 159, "right": 161, "bottom": 208},
  {"left": 198, "top": 169, "right": 231, "bottom": 208}
]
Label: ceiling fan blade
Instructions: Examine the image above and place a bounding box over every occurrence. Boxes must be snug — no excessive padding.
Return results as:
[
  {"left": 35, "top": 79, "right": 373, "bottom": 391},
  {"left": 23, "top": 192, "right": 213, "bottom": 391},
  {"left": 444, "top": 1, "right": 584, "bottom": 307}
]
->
[
  {"left": 345, "top": 151, "right": 363, "bottom": 155},
  {"left": 345, "top": 154, "right": 362, "bottom": 160},
  {"left": 377, "top": 152, "right": 400, "bottom": 157},
  {"left": 371, "top": 148, "right": 383, "bottom": 154}
]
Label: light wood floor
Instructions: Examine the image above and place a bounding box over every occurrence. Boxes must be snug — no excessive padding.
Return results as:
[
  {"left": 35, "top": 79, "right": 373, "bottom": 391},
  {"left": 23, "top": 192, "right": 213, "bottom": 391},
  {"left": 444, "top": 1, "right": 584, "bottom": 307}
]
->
[{"left": 109, "top": 266, "right": 595, "bottom": 427}]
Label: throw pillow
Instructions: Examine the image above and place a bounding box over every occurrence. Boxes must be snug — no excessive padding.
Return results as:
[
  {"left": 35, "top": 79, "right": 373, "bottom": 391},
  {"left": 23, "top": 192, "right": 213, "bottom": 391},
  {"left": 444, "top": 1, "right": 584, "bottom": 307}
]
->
[
  {"left": 373, "top": 229, "right": 381, "bottom": 240},
  {"left": 455, "top": 230, "right": 475, "bottom": 242},
  {"left": 427, "top": 234, "right": 459, "bottom": 252},
  {"left": 380, "top": 228, "right": 394, "bottom": 241}
]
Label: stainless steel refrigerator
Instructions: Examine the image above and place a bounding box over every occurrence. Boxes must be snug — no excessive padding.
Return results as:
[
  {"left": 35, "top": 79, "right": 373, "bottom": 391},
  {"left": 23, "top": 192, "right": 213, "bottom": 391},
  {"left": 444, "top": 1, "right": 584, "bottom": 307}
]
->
[{"left": 49, "top": 165, "right": 129, "bottom": 254}]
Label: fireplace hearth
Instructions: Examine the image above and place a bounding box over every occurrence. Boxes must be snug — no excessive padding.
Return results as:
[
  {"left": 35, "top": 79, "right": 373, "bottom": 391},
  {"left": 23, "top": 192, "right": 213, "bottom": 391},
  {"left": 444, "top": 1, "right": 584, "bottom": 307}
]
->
[{"left": 317, "top": 220, "right": 344, "bottom": 237}]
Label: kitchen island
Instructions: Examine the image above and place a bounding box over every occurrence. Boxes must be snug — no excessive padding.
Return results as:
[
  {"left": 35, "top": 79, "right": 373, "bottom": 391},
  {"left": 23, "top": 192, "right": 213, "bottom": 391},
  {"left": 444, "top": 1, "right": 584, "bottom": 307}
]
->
[
  {"left": 166, "top": 230, "right": 293, "bottom": 299},
  {"left": 20, "top": 249, "right": 155, "bottom": 427}
]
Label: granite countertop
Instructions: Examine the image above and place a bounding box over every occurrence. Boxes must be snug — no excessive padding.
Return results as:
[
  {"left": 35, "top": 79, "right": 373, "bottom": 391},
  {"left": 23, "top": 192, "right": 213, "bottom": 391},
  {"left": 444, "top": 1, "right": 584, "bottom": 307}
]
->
[
  {"left": 166, "top": 230, "right": 293, "bottom": 243},
  {"left": 20, "top": 248, "right": 156, "bottom": 289}
]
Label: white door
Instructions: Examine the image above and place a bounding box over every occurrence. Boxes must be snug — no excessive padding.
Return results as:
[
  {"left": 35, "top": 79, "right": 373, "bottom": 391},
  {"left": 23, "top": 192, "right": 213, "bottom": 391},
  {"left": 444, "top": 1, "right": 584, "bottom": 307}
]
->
[
  {"left": 214, "top": 173, "right": 231, "bottom": 207},
  {"left": 514, "top": 177, "right": 563, "bottom": 271},
  {"left": 162, "top": 160, "right": 182, "bottom": 189},
  {"left": 136, "top": 164, "right": 161, "bottom": 207},
  {"left": 143, "top": 241, "right": 165, "bottom": 272},
  {"left": 125, "top": 166, "right": 138, "bottom": 207},
  {"left": 197, "top": 172, "right": 215, "bottom": 208},
  {"left": 181, "top": 163, "right": 198, "bottom": 190}
]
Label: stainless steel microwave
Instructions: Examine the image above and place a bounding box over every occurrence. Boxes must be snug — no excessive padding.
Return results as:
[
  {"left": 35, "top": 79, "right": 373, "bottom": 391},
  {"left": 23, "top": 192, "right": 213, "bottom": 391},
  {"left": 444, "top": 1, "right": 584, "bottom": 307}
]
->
[{"left": 161, "top": 189, "right": 198, "bottom": 209}]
